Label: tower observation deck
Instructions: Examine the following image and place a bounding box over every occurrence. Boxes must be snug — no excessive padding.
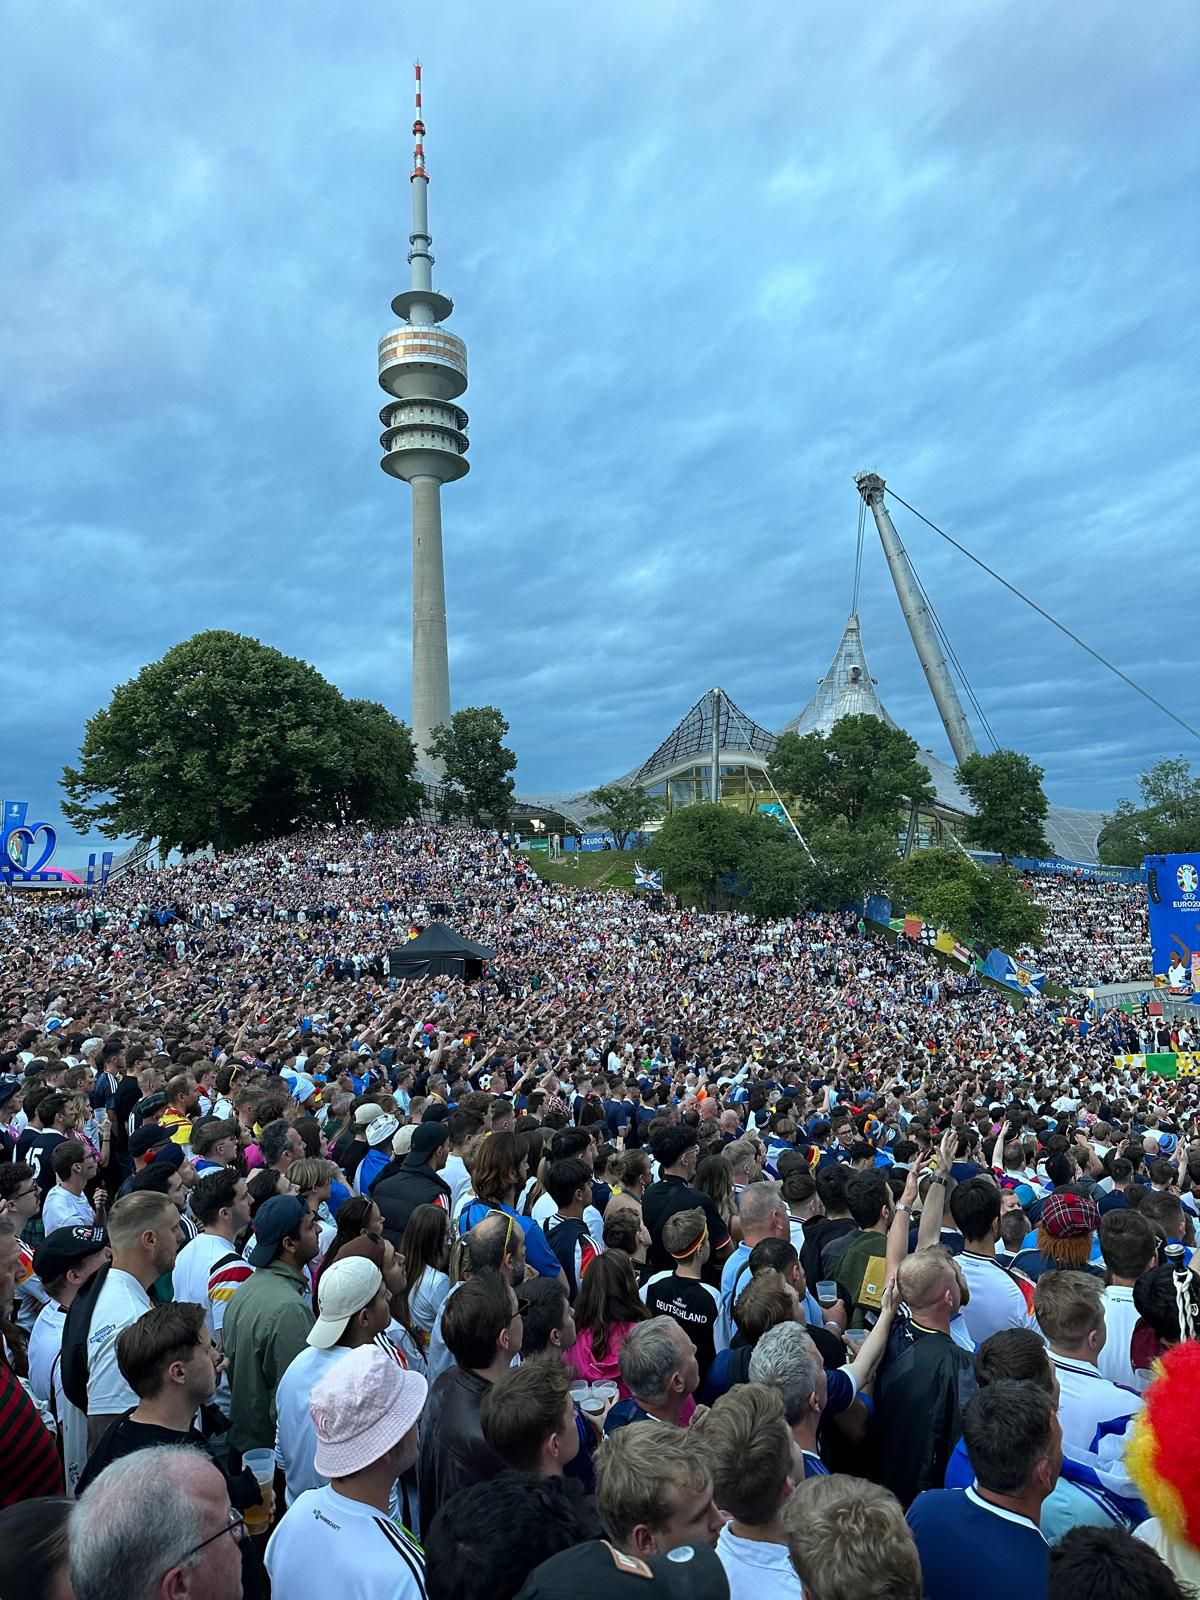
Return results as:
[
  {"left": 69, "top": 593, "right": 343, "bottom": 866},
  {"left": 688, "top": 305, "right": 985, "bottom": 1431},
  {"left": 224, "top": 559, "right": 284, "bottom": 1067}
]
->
[{"left": 378, "top": 64, "right": 468, "bottom": 773}]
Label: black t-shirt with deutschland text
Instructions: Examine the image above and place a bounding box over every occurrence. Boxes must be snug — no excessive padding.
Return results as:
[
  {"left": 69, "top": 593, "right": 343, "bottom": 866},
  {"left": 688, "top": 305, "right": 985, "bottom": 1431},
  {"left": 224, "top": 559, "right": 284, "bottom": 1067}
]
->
[{"left": 641, "top": 1270, "right": 722, "bottom": 1377}]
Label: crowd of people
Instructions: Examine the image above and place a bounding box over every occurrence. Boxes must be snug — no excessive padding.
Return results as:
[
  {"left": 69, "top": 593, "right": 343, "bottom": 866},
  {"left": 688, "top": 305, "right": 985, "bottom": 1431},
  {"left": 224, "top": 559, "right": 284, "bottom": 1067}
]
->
[
  {"left": 1021, "top": 872, "right": 1152, "bottom": 989},
  {"left": 1, "top": 822, "right": 1199, "bottom": 1600}
]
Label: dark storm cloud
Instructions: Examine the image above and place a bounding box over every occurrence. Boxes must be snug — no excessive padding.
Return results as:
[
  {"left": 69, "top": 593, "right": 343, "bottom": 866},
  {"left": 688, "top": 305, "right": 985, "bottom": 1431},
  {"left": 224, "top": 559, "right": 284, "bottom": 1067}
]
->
[{"left": 4, "top": 0, "right": 1198, "bottom": 860}]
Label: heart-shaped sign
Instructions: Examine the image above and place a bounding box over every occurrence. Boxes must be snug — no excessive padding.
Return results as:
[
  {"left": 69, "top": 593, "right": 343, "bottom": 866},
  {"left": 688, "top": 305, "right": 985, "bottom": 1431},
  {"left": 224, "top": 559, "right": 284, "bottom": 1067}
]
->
[{"left": 4, "top": 823, "right": 58, "bottom": 875}]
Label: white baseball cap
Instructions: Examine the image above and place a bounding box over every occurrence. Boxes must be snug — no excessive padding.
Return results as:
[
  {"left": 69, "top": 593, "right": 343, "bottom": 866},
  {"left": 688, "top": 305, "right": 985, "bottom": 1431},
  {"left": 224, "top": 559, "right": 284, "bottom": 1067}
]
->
[{"left": 307, "top": 1257, "right": 384, "bottom": 1349}]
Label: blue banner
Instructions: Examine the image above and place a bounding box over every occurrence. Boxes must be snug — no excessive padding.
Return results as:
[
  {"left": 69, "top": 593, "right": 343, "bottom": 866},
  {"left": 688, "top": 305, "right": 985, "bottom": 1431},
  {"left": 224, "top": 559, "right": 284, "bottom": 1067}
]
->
[
  {"left": 1, "top": 799, "right": 61, "bottom": 883},
  {"left": 865, "top": 894, "right": 893, "bottom": 925},
  {"left": 565, "top": 830, "right": 648, "bottom": 852},
  {"left": 968, "top": 852, "right": 1140, "bottom": 885},
  {"left": 1146, "top": 854, "right": 1200, "bottom": 989}
]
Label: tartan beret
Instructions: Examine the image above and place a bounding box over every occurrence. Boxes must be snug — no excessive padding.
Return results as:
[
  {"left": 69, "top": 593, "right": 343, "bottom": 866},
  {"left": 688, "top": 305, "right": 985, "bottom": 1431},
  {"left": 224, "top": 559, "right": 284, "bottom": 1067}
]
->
[{"left": 1041, "top": 1190, "right": 1100, "bottom": 1239}]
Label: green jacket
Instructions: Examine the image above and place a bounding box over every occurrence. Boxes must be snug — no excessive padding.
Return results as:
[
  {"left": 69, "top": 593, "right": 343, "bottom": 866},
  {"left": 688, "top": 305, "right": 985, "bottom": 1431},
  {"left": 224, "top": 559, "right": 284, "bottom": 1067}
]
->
[
  {"left": 838, "top": 1230, "right": 887, "bottom": 1329},
  {"left": 221, "top": 1258, "right": 314, "bottom": 1454}
]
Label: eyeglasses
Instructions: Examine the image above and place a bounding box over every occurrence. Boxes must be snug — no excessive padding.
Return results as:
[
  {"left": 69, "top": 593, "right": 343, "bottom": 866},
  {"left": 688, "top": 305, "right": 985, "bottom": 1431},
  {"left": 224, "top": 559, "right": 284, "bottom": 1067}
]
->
[{"left": 183, "top": 1508, "right": 246, "bottom": 1561}]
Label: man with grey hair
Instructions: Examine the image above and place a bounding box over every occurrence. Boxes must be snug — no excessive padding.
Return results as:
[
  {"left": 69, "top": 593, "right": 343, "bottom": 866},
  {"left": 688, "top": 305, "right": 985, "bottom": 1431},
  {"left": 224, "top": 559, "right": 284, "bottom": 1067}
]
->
[
  {"left": 70, "top": 1445, "right": 245, "bottom": 1600},
  {"left": 716, "top": 1181, "right": 789, "bottom": 1350},
  {"left": 749, "top": 1325, "right": 843, "bottom": 1481},
  {"left": 604, "top": 1315, "right": 701, "bottom": 1433}
]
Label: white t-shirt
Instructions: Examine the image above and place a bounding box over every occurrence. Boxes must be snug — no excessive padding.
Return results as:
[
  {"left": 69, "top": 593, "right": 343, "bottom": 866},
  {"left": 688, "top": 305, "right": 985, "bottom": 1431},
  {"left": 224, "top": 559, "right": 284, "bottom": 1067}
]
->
[
  {"left": 172, "top": 1232, "right": 253, "bottom": 1338},
  {"left": 42, "top": 1187, "right": 96, "bottom": 1233},
  {"left": 716, "top": 1524, "right": 802, "bottom": 1600},
  {"left": 28, "top": 1301, "right": 89, "bottom": 1496},
  {"left": 441, "top": 1153, "right": 474, "bottom": 1213},
  {"left": 1098, "top": 1285, "right": 1140, "bottom": 1390},
  {"left": 956, "top": 1251, "right": 1032, "bottom": 1345},
  {"left": 265, "top": 1484, "right": 426, "bottom": 1600},
  {"left": 408, "top": 1267, "right": 451, "bottom": 1336},
  {"left": 87, "top": 1269, "right": 152, "bottom": 1415},
  {"left": 275, "top": 1345, "right": 345, "bottom": 1504}
]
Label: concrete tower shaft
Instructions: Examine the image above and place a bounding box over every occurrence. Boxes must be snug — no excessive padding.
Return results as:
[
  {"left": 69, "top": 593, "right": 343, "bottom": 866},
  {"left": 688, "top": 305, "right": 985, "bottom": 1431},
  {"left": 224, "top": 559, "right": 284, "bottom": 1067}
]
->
[
  {"left": 854, "top": 471, "right": 978, "bottom": 767},
  {"left": 378, "top": 64, "right": 469, "bottom": 772}
]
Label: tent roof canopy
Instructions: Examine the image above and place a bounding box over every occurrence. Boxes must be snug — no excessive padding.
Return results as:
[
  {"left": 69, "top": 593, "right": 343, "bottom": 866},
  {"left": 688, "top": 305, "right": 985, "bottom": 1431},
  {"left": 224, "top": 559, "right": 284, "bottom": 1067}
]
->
[{"left": 396, "top": 922, "right": 497, "bottom": 960}]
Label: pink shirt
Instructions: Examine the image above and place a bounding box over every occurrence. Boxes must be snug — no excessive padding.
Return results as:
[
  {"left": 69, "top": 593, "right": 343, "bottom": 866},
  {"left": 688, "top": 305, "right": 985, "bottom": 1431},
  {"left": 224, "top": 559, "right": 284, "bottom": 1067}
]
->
[{"left": 565, "top": 1322, "right": 637, "bottom": 1397}]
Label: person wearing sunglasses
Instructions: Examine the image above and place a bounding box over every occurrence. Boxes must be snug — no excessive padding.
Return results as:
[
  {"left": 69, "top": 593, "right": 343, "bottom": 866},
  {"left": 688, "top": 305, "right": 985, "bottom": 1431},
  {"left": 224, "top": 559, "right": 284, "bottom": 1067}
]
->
[{"left": 70, "top": 1444, "right": 246, "bottom": 1600}]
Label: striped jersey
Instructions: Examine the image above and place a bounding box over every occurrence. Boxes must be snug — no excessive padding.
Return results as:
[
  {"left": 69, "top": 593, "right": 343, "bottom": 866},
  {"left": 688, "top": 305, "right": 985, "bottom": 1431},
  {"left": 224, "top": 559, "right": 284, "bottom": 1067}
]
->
[{"left": 0, "top": 1354, "right": 63, "bottom": 1507}]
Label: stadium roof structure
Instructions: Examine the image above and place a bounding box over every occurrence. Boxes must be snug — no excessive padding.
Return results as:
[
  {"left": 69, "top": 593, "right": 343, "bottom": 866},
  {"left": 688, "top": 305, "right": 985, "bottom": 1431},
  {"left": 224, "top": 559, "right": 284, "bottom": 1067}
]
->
[
  {"left": 631, "top": 687, "right": 776, "bottom": 783},
  {"left": 506, "top": 612, "right": 1108, "bottom": 861},
  {"left": 780, "top": 615, "right": 898, "bottom": 737}
]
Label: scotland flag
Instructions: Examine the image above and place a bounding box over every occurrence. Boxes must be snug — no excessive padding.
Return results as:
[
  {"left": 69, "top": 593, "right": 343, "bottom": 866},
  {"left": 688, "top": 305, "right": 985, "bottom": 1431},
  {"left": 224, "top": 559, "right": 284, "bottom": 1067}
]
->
[{"left": 634, "top": 863, "right": 663, "bottom": 890}]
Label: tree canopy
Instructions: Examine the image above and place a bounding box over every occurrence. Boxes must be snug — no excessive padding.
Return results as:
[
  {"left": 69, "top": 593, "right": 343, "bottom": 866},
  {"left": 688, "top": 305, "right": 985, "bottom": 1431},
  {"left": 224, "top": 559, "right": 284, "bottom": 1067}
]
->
[
  {"left": 1099, "top": 757, "right": 1200, "bottom": 865},
  {"left": 800, "top": 822, "right": 899, "bottom": 911},
  {"left": 61, "top": 631, "right": 423, "bottom": 853},
  {"left": 649, "top": 803, "right": 808, "bottom": 917},
  {"left": 336, "top": 699, "right": 426, "bottom": 829},
  {"left": 429, "top": 706, "right": 517, "bottom": 827},
  {"left": 890, "top": 848, "right": 1045, "bottom": 951},
  {"left": 956, "top": 749, "right": 1051, "bottom": 857},
  {"left": 768, "top": 715, "right": 934, "bottom": 830},
  {"left": 583, "top": 783, "right": 662, "bottom": 850}
]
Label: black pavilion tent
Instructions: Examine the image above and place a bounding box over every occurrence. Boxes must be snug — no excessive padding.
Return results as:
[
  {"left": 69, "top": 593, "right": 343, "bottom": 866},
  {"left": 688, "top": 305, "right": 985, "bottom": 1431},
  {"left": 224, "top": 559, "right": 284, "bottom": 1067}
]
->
[{"left": 387, "top": 923, "right": 497, "bottom": 981}]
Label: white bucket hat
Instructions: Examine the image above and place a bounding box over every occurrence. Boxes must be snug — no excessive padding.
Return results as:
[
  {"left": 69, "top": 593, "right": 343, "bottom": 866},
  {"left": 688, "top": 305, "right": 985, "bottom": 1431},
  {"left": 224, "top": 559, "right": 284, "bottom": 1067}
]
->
[{"left": 311, "top": 1345, "right": 427, "bottom": 1477}]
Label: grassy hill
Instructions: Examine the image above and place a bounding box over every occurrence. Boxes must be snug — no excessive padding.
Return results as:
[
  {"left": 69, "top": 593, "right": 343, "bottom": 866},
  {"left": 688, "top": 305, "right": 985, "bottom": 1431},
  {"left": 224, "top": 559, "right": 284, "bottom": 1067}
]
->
[{"left": 519, "top": 848, "right": 639, "bottom": 890}]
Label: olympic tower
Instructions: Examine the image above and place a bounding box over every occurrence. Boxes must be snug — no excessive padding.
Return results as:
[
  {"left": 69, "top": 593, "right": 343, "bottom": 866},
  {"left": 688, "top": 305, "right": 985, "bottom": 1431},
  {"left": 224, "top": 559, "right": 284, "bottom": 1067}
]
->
[{"left": 378, "top": 64, "right": 468, "bottom": 773}]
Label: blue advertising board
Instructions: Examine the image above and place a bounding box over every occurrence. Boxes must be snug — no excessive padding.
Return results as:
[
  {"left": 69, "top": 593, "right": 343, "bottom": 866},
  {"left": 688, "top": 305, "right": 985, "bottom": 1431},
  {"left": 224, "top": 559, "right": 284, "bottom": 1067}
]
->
[
  {"left": 1146, "top": 854, "right": 1200, "bottom": 989},
  {"left": 968, "top": 852, "right": 1141, "bottom": 885}
]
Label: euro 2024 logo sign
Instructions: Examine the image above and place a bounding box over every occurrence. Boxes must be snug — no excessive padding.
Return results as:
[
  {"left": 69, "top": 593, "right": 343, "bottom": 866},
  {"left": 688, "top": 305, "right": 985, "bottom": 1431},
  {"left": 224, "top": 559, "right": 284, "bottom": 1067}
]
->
[
  {"left": 1, "top": 800, "right": 58, "bottom": 880},
  {"left": 1177, "top": 863, "right": 1199, "bottom": 897}
]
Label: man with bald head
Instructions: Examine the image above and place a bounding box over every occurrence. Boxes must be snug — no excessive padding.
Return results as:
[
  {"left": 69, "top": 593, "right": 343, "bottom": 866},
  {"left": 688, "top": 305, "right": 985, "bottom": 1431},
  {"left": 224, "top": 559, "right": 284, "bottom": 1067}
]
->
[
  {"left": 877, "top": 1248, "right": 978, "bottom": 1508},
  {"left": 425, "top": 1209, "right": 527, "bottom": 1383}
]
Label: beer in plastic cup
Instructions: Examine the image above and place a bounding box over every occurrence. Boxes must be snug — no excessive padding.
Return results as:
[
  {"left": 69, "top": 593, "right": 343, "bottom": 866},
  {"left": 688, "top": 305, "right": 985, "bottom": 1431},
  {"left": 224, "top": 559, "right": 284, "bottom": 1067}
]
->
[{"left": 242, "top": 1449, "right": 276, "bottom": 1534}]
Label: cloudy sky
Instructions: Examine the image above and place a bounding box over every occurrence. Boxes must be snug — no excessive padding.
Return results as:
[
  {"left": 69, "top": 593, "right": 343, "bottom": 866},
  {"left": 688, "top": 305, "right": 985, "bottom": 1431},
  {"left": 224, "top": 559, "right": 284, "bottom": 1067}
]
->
[{"left": 6, "top": 1, "right": 1199, "bottom": 862}]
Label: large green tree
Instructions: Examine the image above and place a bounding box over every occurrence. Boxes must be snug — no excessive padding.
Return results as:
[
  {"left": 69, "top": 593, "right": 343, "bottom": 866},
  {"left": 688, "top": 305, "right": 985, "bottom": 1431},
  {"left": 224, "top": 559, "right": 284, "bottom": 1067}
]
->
[
  {"left": 428, "top": 706, "right": 517, "bottom": 827},
  {"left": 649, "top": 803, "right": 750, "bottom": 908},
  {"left": 801, "top": 822, "right": 899, "bottom": 911},
  {"left": 583, "top": 783, "right": 662, "bottom": 850},
  {"left": 740, "top": 827, "right": 812, "bottom": 919},
  {"left": 335, "top": 699, "right": 425, "bottom": 827},
  {"left": 61, "top": 631, "right": 421, "bottom": 853},
  {"left": 768, "top": 715, "right": 934, "bottom": 830},
  {"left": 890, "top": 848, "right": 1044, "bottom": 950},
  {"left": 956, "top": 749, "right": 1052, "bottom": 857},
  {"left": 649, "top": 803, "right": 810, "bottom": 916},
  {"left": 1099, "top": 757, "right": 1200, "bottom": 864}
]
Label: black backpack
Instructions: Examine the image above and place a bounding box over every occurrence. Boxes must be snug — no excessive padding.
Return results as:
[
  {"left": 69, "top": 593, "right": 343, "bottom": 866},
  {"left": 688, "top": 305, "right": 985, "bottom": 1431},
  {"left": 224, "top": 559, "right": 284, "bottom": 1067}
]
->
[{"left": 61, "top": 1262, "right": 111, "bottom": 1412}]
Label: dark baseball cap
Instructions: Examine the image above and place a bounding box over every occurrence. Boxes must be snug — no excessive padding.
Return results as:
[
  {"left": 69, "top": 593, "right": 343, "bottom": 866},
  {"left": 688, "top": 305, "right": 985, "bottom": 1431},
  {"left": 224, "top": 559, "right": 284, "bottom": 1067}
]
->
[
  {"left": 34, "top": 1226, "right": 109, "bottom": 1283},
  {"left": 406, "top": 1122, "right": 449, "bottom": 1165},
  {"left": 129, "top": 1124, "right": 171, "bottom": 1158},
  {"left": 516, "top": 1540, "right": 728, "bottom": 1600},
  {"left": 0, "top": 1078, "right": 21, "bottom": 1111},
  {"left": 248, "top": 1195, "right": 309, "bottom": 1267}
]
